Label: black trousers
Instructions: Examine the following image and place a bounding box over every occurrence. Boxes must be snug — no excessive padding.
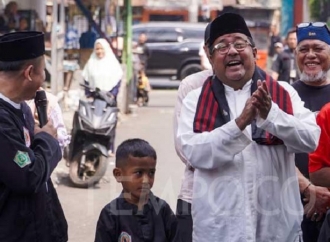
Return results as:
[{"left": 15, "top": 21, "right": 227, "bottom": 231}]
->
[
  {"left": 301, "top": 193, "right": 324, "bottom": 242},
  {"left": 137, "top": 88, "right": 149, "bottom": 103},
  {"left": 318, "top": 210, "right": 330, "bottom": 242},
  {"left": 302, "top": 214, "right": 324, "bottom": 242},
  {"left": 176, "top": 199, "right": 193, "bottom": 242}
]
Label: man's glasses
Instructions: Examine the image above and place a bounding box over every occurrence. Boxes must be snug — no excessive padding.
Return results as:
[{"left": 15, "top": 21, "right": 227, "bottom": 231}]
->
[
  {"left": 212, "top": 40, "right": 252, "bottom": 55},
  {"left": 297, "top": 22, "right": 329, "bottom": 29}
]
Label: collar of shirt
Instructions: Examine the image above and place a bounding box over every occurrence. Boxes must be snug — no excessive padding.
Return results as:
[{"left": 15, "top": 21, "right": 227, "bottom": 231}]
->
[
  {"left": 0, "top": 93, "right": 21, "bottom": 109},
  {"left": 223, "top": 79, "right": 252, "bottom": 93},
  {"left": 118, "top": 191, "right": 155, "bottom": 215}
]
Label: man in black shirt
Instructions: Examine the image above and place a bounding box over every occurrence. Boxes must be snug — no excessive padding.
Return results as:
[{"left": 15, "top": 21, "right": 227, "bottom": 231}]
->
[
  {"left": 292, "top": 22, "right": 330, "bottom": 242},
  {"left": 267, "top": 23, "right": 281, "bottom": 68},
  {"left": 0, "top": 31, "right": 67, "bottom": 242},
  {"left": 272, "top": 28, "right": 299, "bottom": 83}
]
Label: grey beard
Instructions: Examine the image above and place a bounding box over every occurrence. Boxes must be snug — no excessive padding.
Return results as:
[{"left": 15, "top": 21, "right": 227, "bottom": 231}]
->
[{"left": 300, "top": 70, "right": 328, "bottom": 83}]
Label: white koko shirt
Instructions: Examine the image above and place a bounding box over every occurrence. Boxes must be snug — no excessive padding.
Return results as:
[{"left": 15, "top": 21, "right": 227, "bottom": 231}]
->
[{"left": 177, "top": 80, "right": 320, "bottom": 242}]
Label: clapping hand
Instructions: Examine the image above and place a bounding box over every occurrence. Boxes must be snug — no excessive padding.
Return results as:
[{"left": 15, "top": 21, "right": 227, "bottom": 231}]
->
[
  {"left": 235, "top": 80, "right": 273, "bottom": 130},
  {"left": 251, "top": 80, "right": 272, "bottom": 120},
  {"left": 235, "top": 97, "right": 258, "bottom": 130}
]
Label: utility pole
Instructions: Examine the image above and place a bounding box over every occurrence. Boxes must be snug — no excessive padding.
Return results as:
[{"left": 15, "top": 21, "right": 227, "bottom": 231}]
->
[
  {"left": 189, "top": 0, "right": 199, "bottom": 22},
  {"left": 122, "top": 0, "right": 133, "bottom": 113},
  {"left": 122, "top": 0, "right": 132, "bottom": 81},
  {"left": 302, "top": 0, "right": 310, "bottom": 22},
  {"left": 51, "top": 0, "right": 65, "bottom": 94}
]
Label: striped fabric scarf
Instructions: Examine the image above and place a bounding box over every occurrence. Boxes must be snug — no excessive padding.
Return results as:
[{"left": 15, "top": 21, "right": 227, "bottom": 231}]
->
[{"left": 193, "top": 67, "right": 293, "bottom": 145}]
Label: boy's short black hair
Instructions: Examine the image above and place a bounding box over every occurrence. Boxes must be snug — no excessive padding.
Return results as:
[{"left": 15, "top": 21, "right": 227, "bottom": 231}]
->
[{"left": 115, "top": 138, "right": 157, "bottom": 167}]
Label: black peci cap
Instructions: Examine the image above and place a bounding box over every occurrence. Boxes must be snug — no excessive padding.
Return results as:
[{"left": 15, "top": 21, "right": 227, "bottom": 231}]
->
[
  {"left": 204, "top": 23, "right": 211, "bottom": 44},
  {"left": 208, "top": 13, "right": 252, "bottom": 46},
  {"left": 0, "top": 31, "right": 45, "bottom": 62}
]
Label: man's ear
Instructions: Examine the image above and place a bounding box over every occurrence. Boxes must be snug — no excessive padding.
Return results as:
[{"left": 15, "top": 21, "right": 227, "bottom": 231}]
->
[
  {"left": 253, "top": 47, "right": 258, "bottom": 60},
  {"left": 24, "top": 65, "right": 33, "bottom": 81},
  {"left": 113, "top": 168, "right": 122, "bottom": 183}
]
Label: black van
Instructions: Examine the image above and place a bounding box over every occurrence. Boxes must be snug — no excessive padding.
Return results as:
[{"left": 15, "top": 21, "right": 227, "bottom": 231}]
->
[{"left": 132, "top": 22, "right": 207, "bottom": 80}]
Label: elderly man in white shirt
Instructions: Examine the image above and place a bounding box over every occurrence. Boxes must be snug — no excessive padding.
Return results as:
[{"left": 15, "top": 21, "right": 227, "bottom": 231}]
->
[
  {"left": 199, "top": 41, "right": 212, "bottom": 71},
  {"left": 177, "top": 13, "right": 320, "bottom": 242},
  {"left": 174, "top": 23, "right": 212, "bottom": 241}
]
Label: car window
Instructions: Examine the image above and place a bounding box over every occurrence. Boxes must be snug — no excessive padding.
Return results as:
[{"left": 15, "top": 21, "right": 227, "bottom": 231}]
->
[
  {"left": 182, "top": 28, "right": 205, "bottom": 39},
  {"left": 146, "top": 28, "right": 181, "bottom": 43},
  {"left": 180, "top": 40, "right": 201, "bottom": 48}
]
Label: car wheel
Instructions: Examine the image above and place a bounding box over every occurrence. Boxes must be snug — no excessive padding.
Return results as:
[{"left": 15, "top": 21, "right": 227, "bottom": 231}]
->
[{"left": 179, "top": 63, "right": 202, "bottom": 80}]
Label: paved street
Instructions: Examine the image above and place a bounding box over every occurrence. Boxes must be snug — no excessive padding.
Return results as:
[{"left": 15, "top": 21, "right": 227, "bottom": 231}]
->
[
  {"left": 56, "top": 89, "right": 184, "bottom": 242},
  {"left": 149, "top": 76, "right": 181, "bottom": 89}
]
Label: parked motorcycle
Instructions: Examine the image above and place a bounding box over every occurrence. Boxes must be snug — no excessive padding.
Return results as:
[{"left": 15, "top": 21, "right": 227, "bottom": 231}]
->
[{"left": 64, "top": 84, "right": 119, "bottom": 188}]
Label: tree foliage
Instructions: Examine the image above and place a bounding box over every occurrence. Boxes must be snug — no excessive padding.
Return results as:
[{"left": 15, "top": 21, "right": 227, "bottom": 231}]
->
[
  {"left": 309, "top": 0, "right": 320, "bottom": 20},
  {"left": 309, "top": 0, "right": 330, "bottom": 21}
]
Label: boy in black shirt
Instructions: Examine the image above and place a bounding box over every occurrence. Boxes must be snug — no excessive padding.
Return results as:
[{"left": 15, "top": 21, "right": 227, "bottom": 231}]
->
[{"left": 95, "top": 138, "right": 180, "bottom": 242}]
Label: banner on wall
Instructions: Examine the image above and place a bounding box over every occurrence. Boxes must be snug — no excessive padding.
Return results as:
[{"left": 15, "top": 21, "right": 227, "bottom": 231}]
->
[{"left": 281, "top": 0, "right": 294, "bottom": 37}]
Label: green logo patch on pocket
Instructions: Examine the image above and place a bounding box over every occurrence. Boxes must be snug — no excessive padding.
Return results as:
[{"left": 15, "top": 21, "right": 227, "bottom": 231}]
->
[{"left": 14, "top": 151, "right": 31, "bottom": 168}]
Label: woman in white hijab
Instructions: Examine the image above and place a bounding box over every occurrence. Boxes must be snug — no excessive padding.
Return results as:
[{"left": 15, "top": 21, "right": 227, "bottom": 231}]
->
[
  {"left": 82, "top": 38, "right": 123, "bottom": 156},
  {"left": 82, "top": 38, "right": 123, "bottom": 99}
]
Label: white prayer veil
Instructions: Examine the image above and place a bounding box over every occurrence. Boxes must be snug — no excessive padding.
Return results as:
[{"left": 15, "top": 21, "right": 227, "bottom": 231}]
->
[{"left": 82, "top": 38, "right": 123, "bottom": 91}]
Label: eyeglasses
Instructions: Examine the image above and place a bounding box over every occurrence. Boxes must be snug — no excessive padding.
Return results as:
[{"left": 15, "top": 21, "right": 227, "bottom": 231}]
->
[
  {"left": 297, "top": 22, "right": 329, "bottom": 29},
  {"left": 212, "top": 40, "right": 252, "bottom": 55}
]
